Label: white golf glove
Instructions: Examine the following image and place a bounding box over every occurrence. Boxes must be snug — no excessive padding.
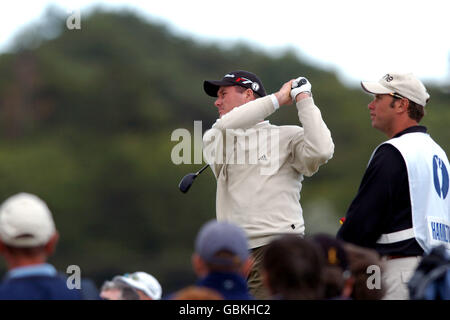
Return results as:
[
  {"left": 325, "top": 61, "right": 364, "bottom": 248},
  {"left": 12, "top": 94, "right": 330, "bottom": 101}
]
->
[{"left": 290, "top": 77, "right": 312, "bottom": 100}]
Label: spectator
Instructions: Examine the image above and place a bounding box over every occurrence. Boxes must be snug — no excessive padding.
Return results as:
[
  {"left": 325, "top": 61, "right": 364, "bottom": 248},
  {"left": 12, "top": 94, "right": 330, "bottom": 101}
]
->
[
  {"left": 113, "top": 271, "right": 162, "bottom": 300},
  {"left": 262, "top": 234, "right": 325, "bottom": 299},
  {"left": 100, "top": 279, "right": 140, "bottom": 300},
  {"left": 343, "top": 242, "right": 385, "bottom": 300},
  {"left": 310, "top": 234, "right": 353, "bottom": 299},
  {"left": 408, "top": 245, "right": 450, "bottom": 300},
  {"left": 187, "top": 220, "right": 253, "bottom": 300},
  {"left": 0, "top": 193, "right": 96, "bottom": 299}
]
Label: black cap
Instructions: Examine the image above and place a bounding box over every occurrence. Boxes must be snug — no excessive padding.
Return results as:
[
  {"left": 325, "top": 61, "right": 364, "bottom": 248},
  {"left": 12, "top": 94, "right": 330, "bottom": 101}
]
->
[{"left": 203, "top": 70, "right": 267, "bottom": 98}]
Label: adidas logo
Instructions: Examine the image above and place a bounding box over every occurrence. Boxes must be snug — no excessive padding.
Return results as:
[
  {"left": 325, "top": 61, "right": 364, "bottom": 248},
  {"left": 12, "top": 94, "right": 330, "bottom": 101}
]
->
[{"left": 258, "top": 155, "right": 268, "bottom": 161}]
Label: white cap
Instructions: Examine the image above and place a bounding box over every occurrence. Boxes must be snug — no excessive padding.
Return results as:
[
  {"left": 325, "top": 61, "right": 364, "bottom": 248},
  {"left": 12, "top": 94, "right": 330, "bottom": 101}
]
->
[
  {"left": 0, "top": 193, "right": 56, "bottom": 247},
  {"left": 361, "top": 72, "right": 430, "bottom": 106},
  {"left": 114, "top": 272, "right": 162, "bottom": 300}
]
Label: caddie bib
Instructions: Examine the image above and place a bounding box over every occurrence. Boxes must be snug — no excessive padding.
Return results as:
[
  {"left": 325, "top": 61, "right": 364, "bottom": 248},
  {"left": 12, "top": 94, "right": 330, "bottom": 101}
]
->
[{"left": 369, "top": 132, "right": 450, "bottom": 253}]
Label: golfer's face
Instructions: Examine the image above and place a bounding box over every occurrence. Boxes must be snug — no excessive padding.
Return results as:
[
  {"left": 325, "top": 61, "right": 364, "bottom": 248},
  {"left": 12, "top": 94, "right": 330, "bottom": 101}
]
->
[
  {"left": 368, "top": 94, "right": 396, "bottom": 134},
  {"left": 215, "top": 86, "right": 248, "bottom": 117}
]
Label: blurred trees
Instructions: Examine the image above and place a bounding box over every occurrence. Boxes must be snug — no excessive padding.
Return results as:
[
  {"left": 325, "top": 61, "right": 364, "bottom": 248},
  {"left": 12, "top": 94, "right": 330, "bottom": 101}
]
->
[{"left": 0, "top": 8, "right": 448, "bottom": 292}]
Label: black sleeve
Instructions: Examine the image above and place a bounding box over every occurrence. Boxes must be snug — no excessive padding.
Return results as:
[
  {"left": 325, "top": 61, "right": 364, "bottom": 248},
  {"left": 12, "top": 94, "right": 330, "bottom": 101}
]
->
[{"left": 336, "top": 144, "right": 406, "bottom": 247}]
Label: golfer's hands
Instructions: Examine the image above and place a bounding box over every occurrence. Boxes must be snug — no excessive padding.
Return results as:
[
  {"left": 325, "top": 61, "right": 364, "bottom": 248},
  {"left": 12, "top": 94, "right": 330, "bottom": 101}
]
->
[
  {"left": 290, "top": 77, "right": 312, "bottom": 101},
  {"left": 274, "top": 80, "right": 294, "bottom": 107}
]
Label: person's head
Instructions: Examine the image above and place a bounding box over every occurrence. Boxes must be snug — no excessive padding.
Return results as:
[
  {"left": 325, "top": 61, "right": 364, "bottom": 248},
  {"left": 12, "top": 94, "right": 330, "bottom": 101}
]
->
[
  {"left": 309, "top": 234, "right": 354, "bottom": 299},
  {"left": 100, "top": 280, "right": 140, "bottom": 300},
  {"left": 204, "top": 70, "right": 266, "bottom": 118},
  {"left": 343, "top": 243, "right": 385, "bottom": 300},
  {"left": 262, "top": 235, "right": 325, "bottom": 300},
  {"left": 361, "top": 72, "right": 429, "bottom": 137},
  {"left": 192, "top": 220, "right": 252, "bottom": 277},
  {"left": 113, "top": 271, "right": 162, "bottom": 300},
  {"left": 0, "top": 193, "right": 59, "bottom": 268}
]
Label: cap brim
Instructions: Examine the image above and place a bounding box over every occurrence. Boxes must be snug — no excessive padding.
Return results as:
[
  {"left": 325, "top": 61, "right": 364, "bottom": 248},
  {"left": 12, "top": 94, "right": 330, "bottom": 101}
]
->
[
  {"left": 114, "top": 276, "right": 161, "bottom": 299},
  {"left": 203, "top": 80, "right": 233, "bottom": 97},
  {"left": 114, "top": 277, "right": 148, "bottom": 296},
  {"left": 361, "top": 81, "right": 393, "bottom": 95}
]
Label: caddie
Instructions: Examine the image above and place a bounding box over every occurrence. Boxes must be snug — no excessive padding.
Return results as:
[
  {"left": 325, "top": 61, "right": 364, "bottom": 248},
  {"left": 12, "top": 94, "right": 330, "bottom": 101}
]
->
[{"left": 337, "top": 72, "right": 450, "bottom": 299}]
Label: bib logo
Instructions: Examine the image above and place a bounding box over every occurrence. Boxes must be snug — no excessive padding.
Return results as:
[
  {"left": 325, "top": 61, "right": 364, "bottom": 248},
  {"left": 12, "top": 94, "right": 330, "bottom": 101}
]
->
[{"left": 433, "top": 155, "right": 449, "bottom": 199}]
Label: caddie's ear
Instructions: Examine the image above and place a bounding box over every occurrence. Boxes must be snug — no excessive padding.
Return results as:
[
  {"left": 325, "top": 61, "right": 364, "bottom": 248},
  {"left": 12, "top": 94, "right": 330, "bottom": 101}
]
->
[{"left": 397, "top": 97, "right": 410, "bottom": 113}]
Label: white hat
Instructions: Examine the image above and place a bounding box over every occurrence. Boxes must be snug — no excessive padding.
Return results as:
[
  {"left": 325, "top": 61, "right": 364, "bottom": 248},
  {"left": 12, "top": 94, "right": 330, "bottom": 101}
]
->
[
  {"left": 114, "top": 272, "right": 162, "bottom": 300},
  {"left": 0, "top": 193, "right": 56, "bottom": 247},
  {"left": 361, "top": 72, "right": 430, "bottom": 106}
]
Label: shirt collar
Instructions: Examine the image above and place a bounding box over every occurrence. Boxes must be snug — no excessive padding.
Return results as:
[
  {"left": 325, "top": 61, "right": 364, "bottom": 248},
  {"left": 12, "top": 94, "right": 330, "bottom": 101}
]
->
[
  {"left": 5, "top": 263, "right": 57, "bottom": 280},
  {"left": 196, "top": 272, "right": 248, "bottom": 291},
  {"left": 393, "top": 125, "right": 427, "bottom": 138}
]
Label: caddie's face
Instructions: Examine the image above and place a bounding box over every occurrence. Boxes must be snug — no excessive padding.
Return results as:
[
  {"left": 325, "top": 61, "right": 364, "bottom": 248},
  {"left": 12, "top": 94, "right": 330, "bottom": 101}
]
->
[
  {"left": 367, "top": 94, "right": 397, "bottom": 134},
  {"left": 214, "top": 86, "right": 249, "bottom": 118}
]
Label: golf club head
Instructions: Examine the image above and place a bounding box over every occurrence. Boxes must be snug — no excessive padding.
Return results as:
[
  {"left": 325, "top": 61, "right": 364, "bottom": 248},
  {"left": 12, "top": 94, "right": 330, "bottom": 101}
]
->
[{"left": 178, "top": 173, "right": 197, "bottom": 193}]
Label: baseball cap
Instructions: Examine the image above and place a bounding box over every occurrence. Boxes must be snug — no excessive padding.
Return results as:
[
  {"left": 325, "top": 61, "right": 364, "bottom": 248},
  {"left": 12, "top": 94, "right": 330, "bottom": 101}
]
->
[
  {"left": 114, "top": 272, "right": 162, "bottom": 300},
  {"left": 204, "top": 70, "right": 267, "bottom": 98},
  {"left": 195, "top": 220, "right": 249, "bottom": 266},
  {"left": 0, "top": 193, "right": 56, "bottom": 247},
  {"left": 361, "top": 72, "right": 430, "bottom": 106}
]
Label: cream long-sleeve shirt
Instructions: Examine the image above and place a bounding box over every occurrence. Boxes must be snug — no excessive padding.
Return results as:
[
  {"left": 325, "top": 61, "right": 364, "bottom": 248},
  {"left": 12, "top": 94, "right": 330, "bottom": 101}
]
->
[{"left": 203, "top": 95, "right": 334, "bottom": 248}]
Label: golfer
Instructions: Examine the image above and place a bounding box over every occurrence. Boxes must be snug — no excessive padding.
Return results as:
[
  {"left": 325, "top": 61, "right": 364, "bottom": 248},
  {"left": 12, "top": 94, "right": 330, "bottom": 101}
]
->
[
  {"left": 202, "top": 70, "right": 334, "bottom": 299},
  {"left": 337, "top": 72, "right": 450, "bottom": 299}
]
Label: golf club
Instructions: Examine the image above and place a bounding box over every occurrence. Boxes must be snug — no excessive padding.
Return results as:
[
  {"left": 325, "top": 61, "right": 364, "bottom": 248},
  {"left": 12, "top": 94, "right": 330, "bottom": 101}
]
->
[
  {"left": 293, "top": 78, "right": 307, "bottom": 88},
  {"left": 178, "top": 163, "right": 210, "bottom": 193}
]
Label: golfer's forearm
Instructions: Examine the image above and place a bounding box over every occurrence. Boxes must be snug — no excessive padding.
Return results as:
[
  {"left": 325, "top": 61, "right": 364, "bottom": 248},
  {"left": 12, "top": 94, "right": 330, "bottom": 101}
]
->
[
  {"left": 212, "top": 95, "right": 276, "bottom": 130},
  {"left": 202, "top": 129, "right": 222, "bottom": 179},
  {"left": 294, "top": 98, "right": 334, "bottom": 173}
]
